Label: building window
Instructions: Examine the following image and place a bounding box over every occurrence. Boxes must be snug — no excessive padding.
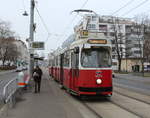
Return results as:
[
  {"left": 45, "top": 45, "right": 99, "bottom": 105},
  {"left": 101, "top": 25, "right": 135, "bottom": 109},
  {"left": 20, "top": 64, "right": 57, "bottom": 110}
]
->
[
  {"left": 112, "top": 62, "right": 117, "bottom": 65},
  {"left": 92, "top": 16, "right": 97, "bottom": 21},
  {"left": 109, "top": 25, "right": 115, "bottom": 30},
  {"left": 112, "top": 55, "right": 116, "bottom": 59},
  {"left": 99, "top": 25, "right": 107, "bottom": 31},
  {"left": 112, "top": 47, "right": 116, "bottom": 51},
  {"left": 87, "top": 24, "right": 96, "bottom": 29},
  {"left": 111, "top": 40, "right": 115, "bottom": 44},
  {"left": 110, "top": 32, "right": 115, "bottom": 37},
  {"left": 134, "top": 44, "right": 140, "bottom": 47},
  {"left": 134, "top": 50, "right": 141, "bottom": 54}
]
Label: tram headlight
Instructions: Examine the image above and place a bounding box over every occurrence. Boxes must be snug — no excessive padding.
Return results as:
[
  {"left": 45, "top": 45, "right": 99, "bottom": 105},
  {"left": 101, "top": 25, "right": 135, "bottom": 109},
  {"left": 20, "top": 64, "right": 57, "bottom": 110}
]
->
[{"left": 96, "top": 79, "right": 102, "bottom": 84}]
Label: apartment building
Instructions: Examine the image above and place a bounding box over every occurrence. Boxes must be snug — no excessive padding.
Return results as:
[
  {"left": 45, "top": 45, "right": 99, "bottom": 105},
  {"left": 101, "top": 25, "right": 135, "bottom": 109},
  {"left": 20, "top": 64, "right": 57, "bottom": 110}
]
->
[{"left": 77, "top": 14, "right": 144, "bottom": 71}]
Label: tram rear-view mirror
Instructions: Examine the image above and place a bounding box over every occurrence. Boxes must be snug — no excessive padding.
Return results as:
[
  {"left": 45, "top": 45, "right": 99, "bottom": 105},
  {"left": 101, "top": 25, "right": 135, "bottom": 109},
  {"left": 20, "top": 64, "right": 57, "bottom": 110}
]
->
[{"left": 74, "top": 47, "right": 79, "bottom": 54}]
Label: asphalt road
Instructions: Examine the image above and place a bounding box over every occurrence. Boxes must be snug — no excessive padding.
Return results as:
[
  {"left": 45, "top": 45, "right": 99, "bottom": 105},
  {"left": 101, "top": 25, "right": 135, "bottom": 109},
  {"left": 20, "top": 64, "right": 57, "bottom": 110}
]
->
[
  {"left": 0, "top": 71, "right": 18, "bottom": 100},
  {"left": 113, "top": 74, "right": 150, "bottom": 96}
]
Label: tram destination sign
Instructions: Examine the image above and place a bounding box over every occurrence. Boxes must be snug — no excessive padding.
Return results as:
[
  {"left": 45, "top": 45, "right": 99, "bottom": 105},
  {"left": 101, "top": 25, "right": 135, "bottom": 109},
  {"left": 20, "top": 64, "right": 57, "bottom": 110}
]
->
[
  {"left": 32, "top": 42, "right": 45, "bottom": 50},
  {"left": 80, "top": 30, "right": 88, "bottom": 38}
]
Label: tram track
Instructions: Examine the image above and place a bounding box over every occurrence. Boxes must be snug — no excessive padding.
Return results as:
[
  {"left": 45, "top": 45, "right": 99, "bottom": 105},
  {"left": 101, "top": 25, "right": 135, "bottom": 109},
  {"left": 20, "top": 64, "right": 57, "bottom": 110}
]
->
[
  {"left": 114, "top": 90, "right": 150, "bottom": 105},
  {"left": 78, "top": 99, "right": 103, "bottom": 118},
  {"left": 109, "top": 91, "right": 150, "bottom": 118},
  {"left": 109, "top": 99, "right": 143, "bottom": 118},
  {"left": 80, "top": 96, "right": 142, "bottom": 118}
]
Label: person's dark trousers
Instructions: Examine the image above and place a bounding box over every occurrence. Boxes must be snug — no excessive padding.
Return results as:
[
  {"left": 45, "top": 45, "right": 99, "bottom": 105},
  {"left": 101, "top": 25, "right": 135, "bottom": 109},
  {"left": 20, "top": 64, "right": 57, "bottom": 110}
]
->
[
  {"left": 37, "top": 78, "right": 41, "bottom": 92},
  {"left": 34, "top": 77, "right": 41, "bottom": 93},
  {"left": 35, "top": 81, "right": 38, "bottom": 93},
  {"left": 34, "top": 76, "right": 38, "bottom": 93}
]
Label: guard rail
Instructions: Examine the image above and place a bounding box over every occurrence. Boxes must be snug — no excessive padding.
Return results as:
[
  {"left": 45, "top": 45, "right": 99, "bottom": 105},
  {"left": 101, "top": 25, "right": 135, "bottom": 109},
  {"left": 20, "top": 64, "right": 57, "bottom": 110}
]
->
[{"left": 3, "top": 78, "right": 18, "bottom": 103}]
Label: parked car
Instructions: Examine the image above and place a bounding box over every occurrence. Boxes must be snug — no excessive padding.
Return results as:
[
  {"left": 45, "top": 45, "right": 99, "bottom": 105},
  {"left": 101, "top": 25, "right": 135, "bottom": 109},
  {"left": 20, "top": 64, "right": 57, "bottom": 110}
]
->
[
  {"left": 22, "top": 66, "right": 27, "bottom": 70},
  {"left": 16, "top": 66, "right": 23, "bottom": 72}
]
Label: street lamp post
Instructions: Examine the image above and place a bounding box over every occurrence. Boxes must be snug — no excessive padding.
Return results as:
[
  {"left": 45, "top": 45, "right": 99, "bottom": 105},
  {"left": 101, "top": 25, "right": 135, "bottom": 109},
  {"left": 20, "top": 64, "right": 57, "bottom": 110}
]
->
[
  {"left": 23, "top": 0, "right": 35, "bottom": 78},
  {"left": 29, "top": 0, "right": 35, "bottom": 77}
]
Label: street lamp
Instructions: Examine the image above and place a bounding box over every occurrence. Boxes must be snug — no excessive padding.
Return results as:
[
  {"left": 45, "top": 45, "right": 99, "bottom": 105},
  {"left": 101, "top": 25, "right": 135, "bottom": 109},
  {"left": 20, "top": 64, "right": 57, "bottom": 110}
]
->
[
  {"left": 23, "top": 0, "right": 35, "bottom": 78},
  {"left": 22, "top": 11, "right": 28, "bottom": 16}
]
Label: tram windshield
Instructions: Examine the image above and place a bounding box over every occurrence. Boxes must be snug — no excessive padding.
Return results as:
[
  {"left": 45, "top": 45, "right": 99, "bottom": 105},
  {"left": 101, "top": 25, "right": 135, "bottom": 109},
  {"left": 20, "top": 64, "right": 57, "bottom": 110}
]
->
[{"left": 81, "top": 47, "right": 111, "bottom": 68}]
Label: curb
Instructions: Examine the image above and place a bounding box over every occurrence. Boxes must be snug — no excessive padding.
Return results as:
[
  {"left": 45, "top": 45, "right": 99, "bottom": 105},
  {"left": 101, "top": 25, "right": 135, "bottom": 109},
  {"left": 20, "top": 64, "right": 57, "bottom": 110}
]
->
[
  {"left": 0, "top": 104, "right": 8, "bottom": 117},
  {"left": 0, "top": 70, "right": 15, "bottom": 75}
]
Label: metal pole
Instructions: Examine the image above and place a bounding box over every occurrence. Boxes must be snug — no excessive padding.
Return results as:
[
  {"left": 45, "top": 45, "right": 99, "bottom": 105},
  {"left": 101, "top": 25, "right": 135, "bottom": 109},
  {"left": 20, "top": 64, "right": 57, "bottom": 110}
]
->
[{"left": 29, "top": 0, "right": 35, "bottom": 78}]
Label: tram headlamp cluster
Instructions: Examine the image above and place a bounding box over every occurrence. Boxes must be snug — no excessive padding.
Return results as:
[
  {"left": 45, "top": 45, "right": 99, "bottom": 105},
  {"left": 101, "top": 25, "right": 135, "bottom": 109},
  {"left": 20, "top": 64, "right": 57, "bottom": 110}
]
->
[
  {"left": 87, "top": 39, "right": 107, "bottom": 44},
  {"left": 96, "top": 79, "right": 102, "bottom": 84}
]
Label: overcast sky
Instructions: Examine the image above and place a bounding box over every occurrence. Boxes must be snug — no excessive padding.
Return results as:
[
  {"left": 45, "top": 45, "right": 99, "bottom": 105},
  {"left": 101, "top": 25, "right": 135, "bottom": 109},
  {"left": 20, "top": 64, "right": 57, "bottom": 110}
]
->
[{"left": 0, "top": 0, "right": 150, "bottom": 57}]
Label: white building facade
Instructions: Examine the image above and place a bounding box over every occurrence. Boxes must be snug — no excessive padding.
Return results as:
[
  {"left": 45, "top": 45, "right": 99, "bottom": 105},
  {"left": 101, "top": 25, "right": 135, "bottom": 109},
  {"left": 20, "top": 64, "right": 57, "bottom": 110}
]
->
[
  {"left": 14, "top": 40, "right": 29, "bottom": 66},
  {"left": 77, "top": 14, "right": 144, "bottom": 71}
]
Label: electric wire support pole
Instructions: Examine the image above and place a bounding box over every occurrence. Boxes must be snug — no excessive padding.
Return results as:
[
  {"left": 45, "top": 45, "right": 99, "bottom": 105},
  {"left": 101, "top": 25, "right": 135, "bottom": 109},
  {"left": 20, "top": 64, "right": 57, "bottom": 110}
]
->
[{"left": 29, "top": 0, "right": 35, "bottom": 78}]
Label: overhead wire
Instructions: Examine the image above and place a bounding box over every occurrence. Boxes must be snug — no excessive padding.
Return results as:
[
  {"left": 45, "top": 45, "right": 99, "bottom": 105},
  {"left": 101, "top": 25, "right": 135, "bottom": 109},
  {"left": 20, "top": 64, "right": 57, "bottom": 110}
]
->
[
  {"left": 22, "top": 0, "right": 26, "bottom": 11},
  {"left": 34, "top": 0, "right": 148, "bottom": 50},
  {"left": 111, "top": 0, "right": 135, "bottom": 15},
  {"left": 60, "top": 0, "right": 89, "bottom": 41},
  {"left": 80, "top": 0, "right": 89, "bottom": 8},
  {"left": 35, "top": 6, "right": 51, "bottom": 36},
  {"left": 35, "top": 6, "right": 62, "bottom": 43},
  {"left": 120, "top": 0, "right": 149, "bottom": 17}
]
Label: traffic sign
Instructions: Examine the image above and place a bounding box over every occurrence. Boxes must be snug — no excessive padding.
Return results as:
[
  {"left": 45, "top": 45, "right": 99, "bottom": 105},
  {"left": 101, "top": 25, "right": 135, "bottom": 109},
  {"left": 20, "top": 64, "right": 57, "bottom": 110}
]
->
[{"left": 32, "top": 42, "right": 45, "bottom": 50}]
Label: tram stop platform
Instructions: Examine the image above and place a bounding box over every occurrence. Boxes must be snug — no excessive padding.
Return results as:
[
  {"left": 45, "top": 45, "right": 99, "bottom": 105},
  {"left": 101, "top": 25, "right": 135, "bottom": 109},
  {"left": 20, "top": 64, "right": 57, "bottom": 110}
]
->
[{"left": 3, "top": 70, "right": 85, "bottom": 118}]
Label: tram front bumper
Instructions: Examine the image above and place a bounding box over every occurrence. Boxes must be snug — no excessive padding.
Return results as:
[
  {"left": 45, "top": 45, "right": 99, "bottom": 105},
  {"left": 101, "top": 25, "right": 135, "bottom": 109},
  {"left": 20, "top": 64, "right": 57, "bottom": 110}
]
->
[{"left": 78, "top": 87, "right": 113, "bottom": 96}]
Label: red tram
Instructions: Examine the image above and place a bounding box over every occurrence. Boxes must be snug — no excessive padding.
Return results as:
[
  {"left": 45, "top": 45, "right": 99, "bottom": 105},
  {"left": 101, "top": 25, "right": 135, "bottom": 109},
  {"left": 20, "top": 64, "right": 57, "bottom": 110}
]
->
[{"left": 48, "top": 32, "right": 112, "bottom": 96}]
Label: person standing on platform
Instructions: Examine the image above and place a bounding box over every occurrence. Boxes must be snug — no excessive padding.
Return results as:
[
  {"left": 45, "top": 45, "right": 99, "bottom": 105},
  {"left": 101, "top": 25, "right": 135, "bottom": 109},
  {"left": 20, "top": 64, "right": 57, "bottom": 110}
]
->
[{"left": 33, "top": 65, "right": 43, "bottom": 93}]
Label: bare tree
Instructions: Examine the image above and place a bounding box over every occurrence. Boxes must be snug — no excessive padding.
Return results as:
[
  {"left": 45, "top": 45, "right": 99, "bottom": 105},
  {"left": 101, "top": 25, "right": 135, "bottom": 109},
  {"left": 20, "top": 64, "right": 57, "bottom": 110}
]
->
[
  {"left": 0, "top": 20, "right": 19, "bottom": 66},
  {"left": 0, "top": 20, "right": 14, "bottom": 60},
  {"left": 112, "top": 17, "right": 125, "bottom": 72},
  {"left": 133, "top": 14, "right": 150, "bottom": 73},
  {"left": 0, "top": 37, "right": 16, "bottom": 66},
  {"left": 144, "top": 39, "right": 150, "bottom": 63}
]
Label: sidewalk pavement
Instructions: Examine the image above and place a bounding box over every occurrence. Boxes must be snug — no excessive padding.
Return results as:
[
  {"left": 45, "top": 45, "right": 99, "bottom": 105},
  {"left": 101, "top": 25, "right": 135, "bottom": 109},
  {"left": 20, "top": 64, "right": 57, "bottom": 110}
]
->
[{"left": 3, "top": 72, "right": 84, "bottom": 118}]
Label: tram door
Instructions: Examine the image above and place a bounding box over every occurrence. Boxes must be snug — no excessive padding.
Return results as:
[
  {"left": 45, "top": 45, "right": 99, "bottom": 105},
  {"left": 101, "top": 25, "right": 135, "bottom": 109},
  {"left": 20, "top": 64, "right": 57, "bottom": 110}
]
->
[
  {"left": 71, "top": 52, "right": 79, "bottom": 91},
  {"left": 60, "top": 54, "right": 64, "bottom": 85}
]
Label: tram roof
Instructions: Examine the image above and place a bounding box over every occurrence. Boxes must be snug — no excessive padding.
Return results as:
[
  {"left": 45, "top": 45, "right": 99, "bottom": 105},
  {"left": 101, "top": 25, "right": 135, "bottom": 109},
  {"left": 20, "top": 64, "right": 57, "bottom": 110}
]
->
[
  {"left": 62, "top": 32, "right": 111, "bottom": 48},
  {"left": 61, "top": 34, "right": 75, "bottom": 49}
]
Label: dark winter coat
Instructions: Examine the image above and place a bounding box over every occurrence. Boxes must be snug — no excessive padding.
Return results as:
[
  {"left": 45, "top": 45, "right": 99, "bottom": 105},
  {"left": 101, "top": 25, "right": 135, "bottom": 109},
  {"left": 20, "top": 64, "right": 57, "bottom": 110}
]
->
[{"left": 33, "top": 68, "right": 43, "bottom": 82}]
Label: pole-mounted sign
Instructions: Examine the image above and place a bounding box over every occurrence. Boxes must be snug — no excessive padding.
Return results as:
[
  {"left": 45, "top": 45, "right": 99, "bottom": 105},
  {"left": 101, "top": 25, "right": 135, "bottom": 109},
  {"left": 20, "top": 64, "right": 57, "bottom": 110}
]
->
[{"left": 32, "top": 41, "right": 45, "bottom": 50}]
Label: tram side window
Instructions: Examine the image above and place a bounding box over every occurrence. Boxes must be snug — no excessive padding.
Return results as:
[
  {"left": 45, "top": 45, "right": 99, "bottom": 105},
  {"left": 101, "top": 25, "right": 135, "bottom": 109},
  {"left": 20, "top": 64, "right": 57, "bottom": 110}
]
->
[
  {"left": 54, "top": 58, "right": 56, "bottom": 67},
  {"left": 71, "top": 52, "right": 79, "bottom": 69},
  {"left": 56, "top": 57, "right": 58, "bottom": 66},
  {"left": 63, "top": 52, "right": 70, "bottom": 67}
]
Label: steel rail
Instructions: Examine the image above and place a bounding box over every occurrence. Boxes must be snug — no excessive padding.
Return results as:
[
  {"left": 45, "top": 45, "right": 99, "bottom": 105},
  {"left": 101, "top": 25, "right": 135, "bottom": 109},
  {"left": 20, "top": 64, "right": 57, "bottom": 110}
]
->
[
  {"left": 82, "top": 102, "right": 103, "bottom": 118},
  {"left": 109, "top": 99, "right": 144, "bottom": 118},
  {"left": 114, "top": 90, "right": 150, "bottom": 105}
]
